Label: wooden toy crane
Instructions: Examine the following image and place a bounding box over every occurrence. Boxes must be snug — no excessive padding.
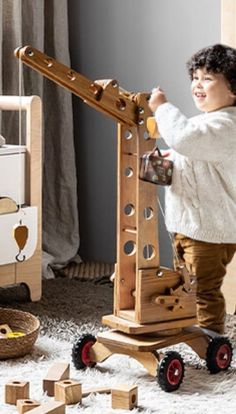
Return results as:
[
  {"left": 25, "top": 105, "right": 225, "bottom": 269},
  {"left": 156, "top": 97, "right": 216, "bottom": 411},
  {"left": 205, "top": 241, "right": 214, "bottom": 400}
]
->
[{"left": 16, "top": 46, "right": 233, "bottom": 391}]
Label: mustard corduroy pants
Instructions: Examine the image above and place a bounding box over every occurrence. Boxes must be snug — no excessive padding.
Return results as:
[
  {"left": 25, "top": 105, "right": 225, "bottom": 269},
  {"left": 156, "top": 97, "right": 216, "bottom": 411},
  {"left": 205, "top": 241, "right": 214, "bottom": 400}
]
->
[{"left": 174, "top": 233, "right": 236, "bottom": 334}]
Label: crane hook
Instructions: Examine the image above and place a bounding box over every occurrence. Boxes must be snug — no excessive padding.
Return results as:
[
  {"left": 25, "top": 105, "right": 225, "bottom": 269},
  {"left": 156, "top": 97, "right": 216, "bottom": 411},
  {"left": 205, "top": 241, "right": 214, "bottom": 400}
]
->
[{"left": 15, "top": 250, "right": 26, "bottom": 262}]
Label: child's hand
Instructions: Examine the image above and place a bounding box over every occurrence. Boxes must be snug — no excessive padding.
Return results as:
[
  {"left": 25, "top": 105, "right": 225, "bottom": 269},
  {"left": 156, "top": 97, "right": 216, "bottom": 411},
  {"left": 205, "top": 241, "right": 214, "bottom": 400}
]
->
[{"left": 148, "top": 86, "right": 167, "bottom": 113}]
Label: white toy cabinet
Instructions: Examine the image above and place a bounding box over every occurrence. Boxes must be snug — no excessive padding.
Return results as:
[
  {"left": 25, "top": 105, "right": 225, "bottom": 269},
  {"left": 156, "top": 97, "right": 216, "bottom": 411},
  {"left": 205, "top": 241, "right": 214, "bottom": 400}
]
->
[{"left": 0, "top": 96, "right": 42, "bottom": 301}]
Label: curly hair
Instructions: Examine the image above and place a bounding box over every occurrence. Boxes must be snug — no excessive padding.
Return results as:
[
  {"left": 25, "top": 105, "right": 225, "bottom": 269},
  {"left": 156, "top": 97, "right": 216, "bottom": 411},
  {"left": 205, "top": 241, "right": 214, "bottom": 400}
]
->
[{"left": 187, "top": 44, "right": 236, "bottom": 95}]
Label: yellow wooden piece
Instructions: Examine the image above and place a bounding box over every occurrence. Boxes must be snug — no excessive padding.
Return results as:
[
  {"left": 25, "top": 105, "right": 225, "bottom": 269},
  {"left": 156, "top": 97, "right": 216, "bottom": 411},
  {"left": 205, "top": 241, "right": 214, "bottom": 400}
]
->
[
  {"left": 146, "top": 116, "right": 161, "bottom": 138},
  {"left": 7, "top": 331, "right": 25, "bottom": 338}
]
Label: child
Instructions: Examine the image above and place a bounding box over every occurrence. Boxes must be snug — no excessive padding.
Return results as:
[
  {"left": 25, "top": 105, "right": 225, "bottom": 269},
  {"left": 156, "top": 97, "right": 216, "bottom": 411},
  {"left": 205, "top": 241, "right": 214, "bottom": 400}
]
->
[{"left": 148, "top": 44, "right": 236, "bottom": 336}]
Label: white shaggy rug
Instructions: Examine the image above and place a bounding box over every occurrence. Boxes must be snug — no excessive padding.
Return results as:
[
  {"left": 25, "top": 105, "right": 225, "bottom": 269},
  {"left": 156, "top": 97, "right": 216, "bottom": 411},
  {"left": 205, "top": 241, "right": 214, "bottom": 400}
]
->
[
  {"left": 0, "top": 278, "right": 236, "bottom": 413},
  {"left": 1, "top": 334, "right": 236, "bottom": 413}
]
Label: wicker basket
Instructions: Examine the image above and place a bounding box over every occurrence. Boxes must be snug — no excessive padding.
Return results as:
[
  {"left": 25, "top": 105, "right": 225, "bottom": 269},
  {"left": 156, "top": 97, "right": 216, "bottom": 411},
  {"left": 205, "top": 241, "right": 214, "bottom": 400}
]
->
[{"left": 0, "top": 307, "right": 40, "bottom": 359}]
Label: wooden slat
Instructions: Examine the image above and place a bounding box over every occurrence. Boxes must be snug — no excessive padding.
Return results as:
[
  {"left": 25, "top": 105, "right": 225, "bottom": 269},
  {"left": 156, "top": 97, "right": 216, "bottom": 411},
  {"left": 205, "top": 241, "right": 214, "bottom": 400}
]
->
[
  {"left": 96, "top": 327, "right": 206, "bottom": 352},
  {"left": 221, "top": 0, "right": 236, "bottom": 46},
  {"left": 16, "top": 46, "right": 137, "bottom": 126},
  {"left": 102, "top": 313, "right": 197, "bottom": 334},
  {"left": 221, "top": 0, "right": 236, "bottom": 314}
]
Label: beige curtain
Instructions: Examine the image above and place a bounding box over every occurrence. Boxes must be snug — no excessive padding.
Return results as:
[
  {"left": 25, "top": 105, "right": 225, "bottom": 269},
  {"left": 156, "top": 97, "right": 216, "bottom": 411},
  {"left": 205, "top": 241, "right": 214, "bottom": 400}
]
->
[{"left": 0, "top": 0, "right": 80, "bottom": 277}]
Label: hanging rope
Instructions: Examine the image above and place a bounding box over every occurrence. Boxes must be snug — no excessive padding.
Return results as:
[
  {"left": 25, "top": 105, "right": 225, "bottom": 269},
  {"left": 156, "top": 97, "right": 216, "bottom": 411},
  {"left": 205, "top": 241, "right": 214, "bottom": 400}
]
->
[
  {"left": 157, "top": 195, "right": 181, "bottom": 266},
  {"left": 14, "top": 0, "right": 28, "bottom": 263}
]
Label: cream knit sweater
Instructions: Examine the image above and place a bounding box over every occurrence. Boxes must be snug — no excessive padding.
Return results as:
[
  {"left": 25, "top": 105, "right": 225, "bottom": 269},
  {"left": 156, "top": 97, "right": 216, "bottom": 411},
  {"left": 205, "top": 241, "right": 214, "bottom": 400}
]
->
[{"left": 155, "top": 103, "right": 236, "bottom": 243}]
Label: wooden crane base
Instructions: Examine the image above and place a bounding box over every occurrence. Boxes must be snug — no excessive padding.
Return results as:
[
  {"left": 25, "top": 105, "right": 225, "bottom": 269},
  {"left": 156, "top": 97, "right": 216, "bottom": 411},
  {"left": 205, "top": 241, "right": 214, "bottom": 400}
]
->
[{"left": 90, "top": 326, "right": 209, "bottom": 377}]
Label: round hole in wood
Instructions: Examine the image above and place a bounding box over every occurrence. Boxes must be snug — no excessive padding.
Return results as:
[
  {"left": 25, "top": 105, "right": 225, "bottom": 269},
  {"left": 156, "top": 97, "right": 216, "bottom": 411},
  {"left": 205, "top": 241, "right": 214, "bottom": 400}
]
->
[
  {"left": 143, "top": 244, "right": 155, "bottom": 260},
  {"left": 124, "top": 241, "right": 136, "bottom": 256},
  {"left": 116, "top": 98, "right": 126, "bottom": 111},
  {"left": 27, "top": 49, "right": 34, "bottom": 57},
  {"left": 143, "top": 130, "right": 149, "bottom": 140},
  {"left": 124, "top": 204, "right": 135, "bottom": 216},
  {"left": 124, "top": 167, "right": 133, "bottom": 178},
  {"left": 132, "top": 394, "right": 136, "bottom": 404},
  {"left": 143, "top": 207, "right": 154, "bottom": 220},
  {"left": 67, "top": 70, "right": 76, "bottom": 81},
  {"left": 124, "top": 130, "right": 133, "bottom": 140},
  {"left": 44, "top": 58, "right": 53, "bottom": 68},
  {"left": 112, "top": 80, "right": 118, "bottom": 88}
]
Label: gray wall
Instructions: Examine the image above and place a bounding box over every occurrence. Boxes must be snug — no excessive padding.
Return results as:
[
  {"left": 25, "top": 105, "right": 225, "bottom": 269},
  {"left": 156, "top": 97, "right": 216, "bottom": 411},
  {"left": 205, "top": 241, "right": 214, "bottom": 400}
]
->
[{"left": 68, "top": 0, "right": 220, "bottom": 265}]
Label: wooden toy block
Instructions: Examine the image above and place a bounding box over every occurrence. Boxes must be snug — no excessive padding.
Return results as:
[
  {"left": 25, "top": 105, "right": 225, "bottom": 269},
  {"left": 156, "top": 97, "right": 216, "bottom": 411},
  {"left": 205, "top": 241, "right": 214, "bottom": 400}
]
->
[
  {"left": 54, "top": 379, "right": 82, "bottom": 405},
  {"left": 0, "top": 323, "right": 12, "bottom": 338},
  {"left": 5, "top": 380, "right": 29, "bottom": 405},
  {"left": 16, "top": 399, "right": 40, "bottom": 413},
  {"left": 111, "top": 384, "right": 138, "bottom": 410},
  {"left": 19, "top": 401, "right": 65, "bottom": 414},
  {"left": 43, "top": 362, "right": 70, "bottom": 397}
]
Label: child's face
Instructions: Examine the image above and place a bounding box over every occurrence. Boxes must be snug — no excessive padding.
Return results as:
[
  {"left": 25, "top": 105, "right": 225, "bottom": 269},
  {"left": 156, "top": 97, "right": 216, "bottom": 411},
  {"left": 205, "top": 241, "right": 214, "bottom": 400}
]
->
[{"left": 191, "top": 67, "right": 236, "bottom": 112}]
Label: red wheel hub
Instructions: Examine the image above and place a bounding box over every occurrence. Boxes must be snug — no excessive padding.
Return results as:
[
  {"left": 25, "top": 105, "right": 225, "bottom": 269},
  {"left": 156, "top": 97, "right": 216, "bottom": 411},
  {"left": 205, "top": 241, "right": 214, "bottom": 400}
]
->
[
  {"left": 81, "top": 340, "right": 94, "bottom": 366},
  {"left": 216, "top": 344, "right": 231, "bottom": 369},
  {"left": 167, "top": 358, "right": 183, "bottom": 386}
]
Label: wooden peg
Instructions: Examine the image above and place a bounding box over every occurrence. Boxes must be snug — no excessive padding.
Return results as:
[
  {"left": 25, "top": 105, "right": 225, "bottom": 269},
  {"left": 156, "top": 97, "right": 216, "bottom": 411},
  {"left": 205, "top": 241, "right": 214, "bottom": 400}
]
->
[
  {"left": 16, "top": 399, "right": 40, "bottom": 413},
  {"left": 55, "top": 379, "right": 82, "bottom": 405},
  {"left": 5, "top": 380, "right": 29, "bottom": 405},
  {"left": 82, "top": 386, "right": 111, "bottom": 398},
  {"left": 43, "top": 363, "right": 70, "bottom": 397},
  {"left": 18, "top": 401, "right": 65, "bottom": 414},
  {"left": 111, "top": 384, "right": 138, "bottom": 410}
]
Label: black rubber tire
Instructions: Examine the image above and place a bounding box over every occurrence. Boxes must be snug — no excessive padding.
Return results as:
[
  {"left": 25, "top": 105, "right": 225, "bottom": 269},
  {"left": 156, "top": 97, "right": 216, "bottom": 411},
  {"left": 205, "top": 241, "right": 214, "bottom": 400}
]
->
[
  {"left": 206, "top": 336, "right": 233, "bottom": 374},
  {"left": 72, "top": 333, "right": 96, "bottom": 369},
  {"left": 157, "top": 351, "right": 185, "bottom": 392}
]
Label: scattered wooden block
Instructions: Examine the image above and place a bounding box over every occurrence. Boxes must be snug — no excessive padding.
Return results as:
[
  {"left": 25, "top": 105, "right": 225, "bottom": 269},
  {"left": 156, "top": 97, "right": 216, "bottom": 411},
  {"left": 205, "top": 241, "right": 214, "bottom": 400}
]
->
[
  {"left": 5, "top": 380, "right": 30, "bottom": 405},
  {"left": 0, "top": 323, "right": 12, "bottom": 338},
  {"left": 20, "top": 401, "right": 65, "bottom": 413},
  {"left": 55, "top": 379, "right": 82, "bottom": 405},
  {"left": 16, "top": 399, "right": 40, "bottom": 413},
  {"left": 43, "top": 362, "right": 70, "bottom": 397},
  {"left": 111, "top": 384, "right": 138, "bottom": 410}
]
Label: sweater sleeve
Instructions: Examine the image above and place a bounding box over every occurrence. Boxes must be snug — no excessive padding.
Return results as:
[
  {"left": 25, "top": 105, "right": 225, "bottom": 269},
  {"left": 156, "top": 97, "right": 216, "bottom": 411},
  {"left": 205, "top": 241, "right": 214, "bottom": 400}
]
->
[{"left": 155, "top": 102, "right": 236, "bottom": 162}]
